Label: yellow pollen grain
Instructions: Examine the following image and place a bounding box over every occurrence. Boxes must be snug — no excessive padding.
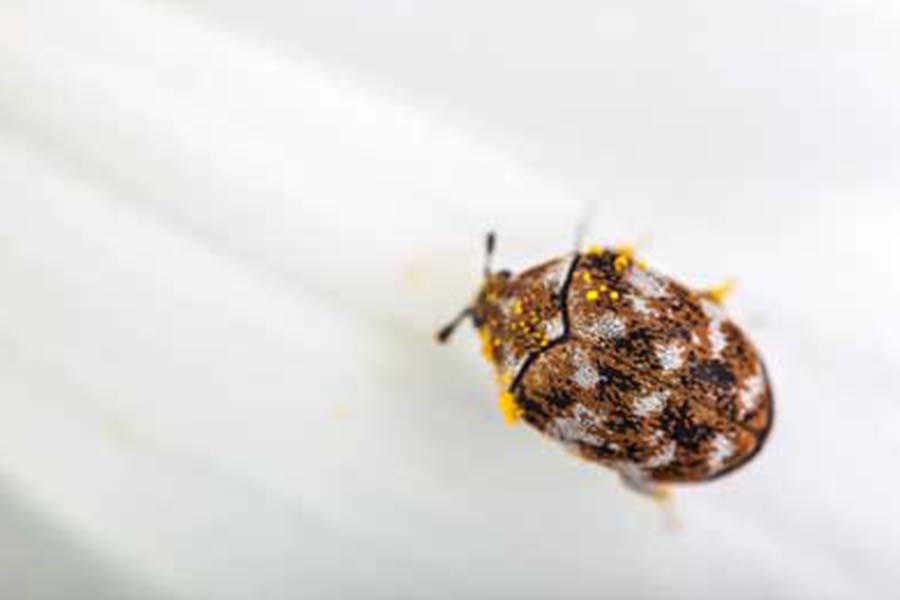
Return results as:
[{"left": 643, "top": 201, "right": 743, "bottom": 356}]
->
[
  {"left": 598, "top": 283, "right": 608, "bottom": 292},
  {"left": 706, "top": 279, "right": 736, "bottom": 305},
  {"left": 582, "top": 272, "right": 593, "bottom": 283},
  {"left": 498, "top": 372, "right": 513, "bottom": 387},
  {"left": 587, "top": 245, "right": 605, "bottom": 256},
  {"left": 609, "top": 290, "right": 620, "bottom": 301},
  {"left": 615, "top": 244, "right": 635, "bottom": 258},
  {"left": 585, "top": 289, "right": 600, "bottom": 301},
  {"left": 498, "top": 390, "right": 523, "bottom": 425},
  {"left": 614, "top": 255, "right": 630, "bottom": 273},
  {"left": 513, "top": 300, "right": 524, "bottom": 315},
  {"left": 637, "top": 259, "right": 649, "bottom": 270},
  {"left": 492, "top": 338, "right": 502, "bottom": 347},
  {"left": 479, "top": 328, "right": 494, "bottom": 362}
]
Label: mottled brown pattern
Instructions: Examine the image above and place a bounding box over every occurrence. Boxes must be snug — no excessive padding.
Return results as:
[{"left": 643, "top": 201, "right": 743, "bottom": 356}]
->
[
  {"left": 473, "top": 248, "right": 773, "bottom": 484},
  {"left": 474, "top": 256, "right": 574, "bottom": 384}
]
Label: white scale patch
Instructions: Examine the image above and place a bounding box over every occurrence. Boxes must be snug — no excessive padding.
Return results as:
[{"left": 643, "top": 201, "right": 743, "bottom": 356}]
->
[
  {"left": 582, "top": 311, "right": 627, "bottom": 341},
  {"left": 656, "top": 340, "right": 685, "bottom": 371},
  {"left": 571, "top": 348, "right": 600, "bottom": 390},
  {"left": 549, "top": 404, "right": 605, "bottom": 447},
  {"left": 644, "top": 440, "right": 677, "bottom": 468},
  {"left": 709, "top": 433, "right": 735, "bottom": 470},
  {"left": 626, "top": 268, "right": 669, "bottom": 298},
  {"left": 543, "top": 314, "right": 565, "bottom": 341},
  {"left": 701, "top": 299, "right": 728, "bottom": 358},
  {"left": 499, "top": 297, "right": 516, "bottom": 319},
  {"left": 738, "top": 369, "right": 766, "bottom": 417},
  {"left": 709, "top": 325, "right": 728, "bottom": 356},
  {"left": 632, "top": 391, "right": 669, "bottom": 417},
  {"left": 629, "top": 295, "right": 656, "bottom": 316}
]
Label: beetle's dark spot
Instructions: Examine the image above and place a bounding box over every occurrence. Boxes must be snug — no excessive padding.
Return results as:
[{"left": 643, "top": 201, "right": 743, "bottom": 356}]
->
[
  {"left": 605, "top": 409, "right": 643, "bottom": 434},
  {"left": 672, "top": 326, "right": 692, "bottom": 341},
  {"left": 516, "top": 392, "right": 549, "bottom": 421},
  {"left": 613, "top": 327, "right": 655, "bottom": 363},
  {"left": 660, "top": 401, "right": 715, "bottom": 451},
  {"left": 593, "top": 364, "right": 641, "bottom": 394},
  {"left": 673, "top": 424, "right": 715, "bottom": 451},
  {"left": 582, "top": 253, "right": 612, "bottom": 273},
  {"left": 544, "top": 388, "right": 575, "bottom": 409},
  {"left": 691, "top": 360, "right": 736, "bottom": 388},
  {"left": 623, "top": 444, "right": 640, "bottom": 460}
]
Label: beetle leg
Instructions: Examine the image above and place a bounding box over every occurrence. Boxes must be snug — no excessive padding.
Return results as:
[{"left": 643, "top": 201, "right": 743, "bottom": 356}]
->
[{"left": 617, "top": 465, "right": 672, "bottom": 503}]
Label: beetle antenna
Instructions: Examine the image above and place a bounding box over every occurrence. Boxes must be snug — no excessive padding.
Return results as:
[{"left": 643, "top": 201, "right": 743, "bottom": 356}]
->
[
  {"left": 573, "top": 198, "right": 599, "bottom": 252},
  {"left": 437, "top": 232, "right": 493, "bottom": 343},
  {"left": 484, "top": 231, "right": 497, "bottom": 276},
  {"left": 436, "top": 307, "right": 473, "bottom": 343}
]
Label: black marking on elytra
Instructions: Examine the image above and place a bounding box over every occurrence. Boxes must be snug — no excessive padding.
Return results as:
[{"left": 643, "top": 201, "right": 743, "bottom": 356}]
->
[
  {"left": 605, "top": 409, "right": 643, "bottom": 434},
  {"left": 660, "top": 401, "right": 715, "bottom": 452},
  {"left": 594, "top": 321, "right": 763, "bottom": 444},
  {"left": 623, "top": 443, "right": 644, "bottom": 462},
  {"left": 691, "top": 360, "right": 737, "bottom": 388},
  {"left": 516, "top": 390, "right": 550, "bottom": 421},
  {"left": 544, "top": 388, "right": 576, "bottom": 409},
  {"left": 671, "top": 326, "right": 693, "bottom": 342},
  {"left": 707, "top": 359, "right": 775, "bottom": 481},
  {"left": 581, "top": 251, "right": 614, "bottom": 276},
  {"left": 595, "top": 363, "right": 641, "bottom": 393},
  {"left": 510, "top": 253, "right": 581, "bottom": 393},
  {"left": 613, "top": 327, "right": 656, "bottom": 364}
]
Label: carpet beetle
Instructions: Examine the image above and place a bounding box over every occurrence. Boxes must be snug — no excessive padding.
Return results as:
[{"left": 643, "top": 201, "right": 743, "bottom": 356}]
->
[{"left": 437, "top": 233, "right": 773, "bottom": 497}]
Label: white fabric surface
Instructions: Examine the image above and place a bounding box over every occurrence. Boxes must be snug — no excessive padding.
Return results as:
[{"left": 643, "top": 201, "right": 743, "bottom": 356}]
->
[{"left": 2, "top": 1, "right": 899, "bottom": 598}]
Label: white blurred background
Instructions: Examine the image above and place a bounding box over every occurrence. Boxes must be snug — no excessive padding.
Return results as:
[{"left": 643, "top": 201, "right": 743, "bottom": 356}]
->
[{"left": 2, "top": 1, "right": 899, "bottom": 598}]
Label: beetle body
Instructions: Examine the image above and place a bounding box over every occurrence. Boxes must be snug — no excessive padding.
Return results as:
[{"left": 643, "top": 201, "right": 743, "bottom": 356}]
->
[{"left": 439, "top": 236, "right": 773, "bottom": 492}]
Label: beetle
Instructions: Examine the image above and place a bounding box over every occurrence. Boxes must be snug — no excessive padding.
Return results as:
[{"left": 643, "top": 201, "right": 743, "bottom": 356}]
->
[{"left": 437, "top": 233, "right": 773, "bottom": 497}]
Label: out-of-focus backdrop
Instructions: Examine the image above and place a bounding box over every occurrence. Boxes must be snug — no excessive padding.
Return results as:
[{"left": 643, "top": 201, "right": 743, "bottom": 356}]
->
[{"left": 2, "top": 1, "right": 899, "bottom": 598}]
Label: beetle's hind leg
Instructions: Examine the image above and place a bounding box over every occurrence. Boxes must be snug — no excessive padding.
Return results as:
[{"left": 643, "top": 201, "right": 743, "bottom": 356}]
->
[
  {"left": 618, "top": 467, "right": 671, "bottom": 502},
  {"left": 617, "top": 468, "right": 681, "bottom": 527}
]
